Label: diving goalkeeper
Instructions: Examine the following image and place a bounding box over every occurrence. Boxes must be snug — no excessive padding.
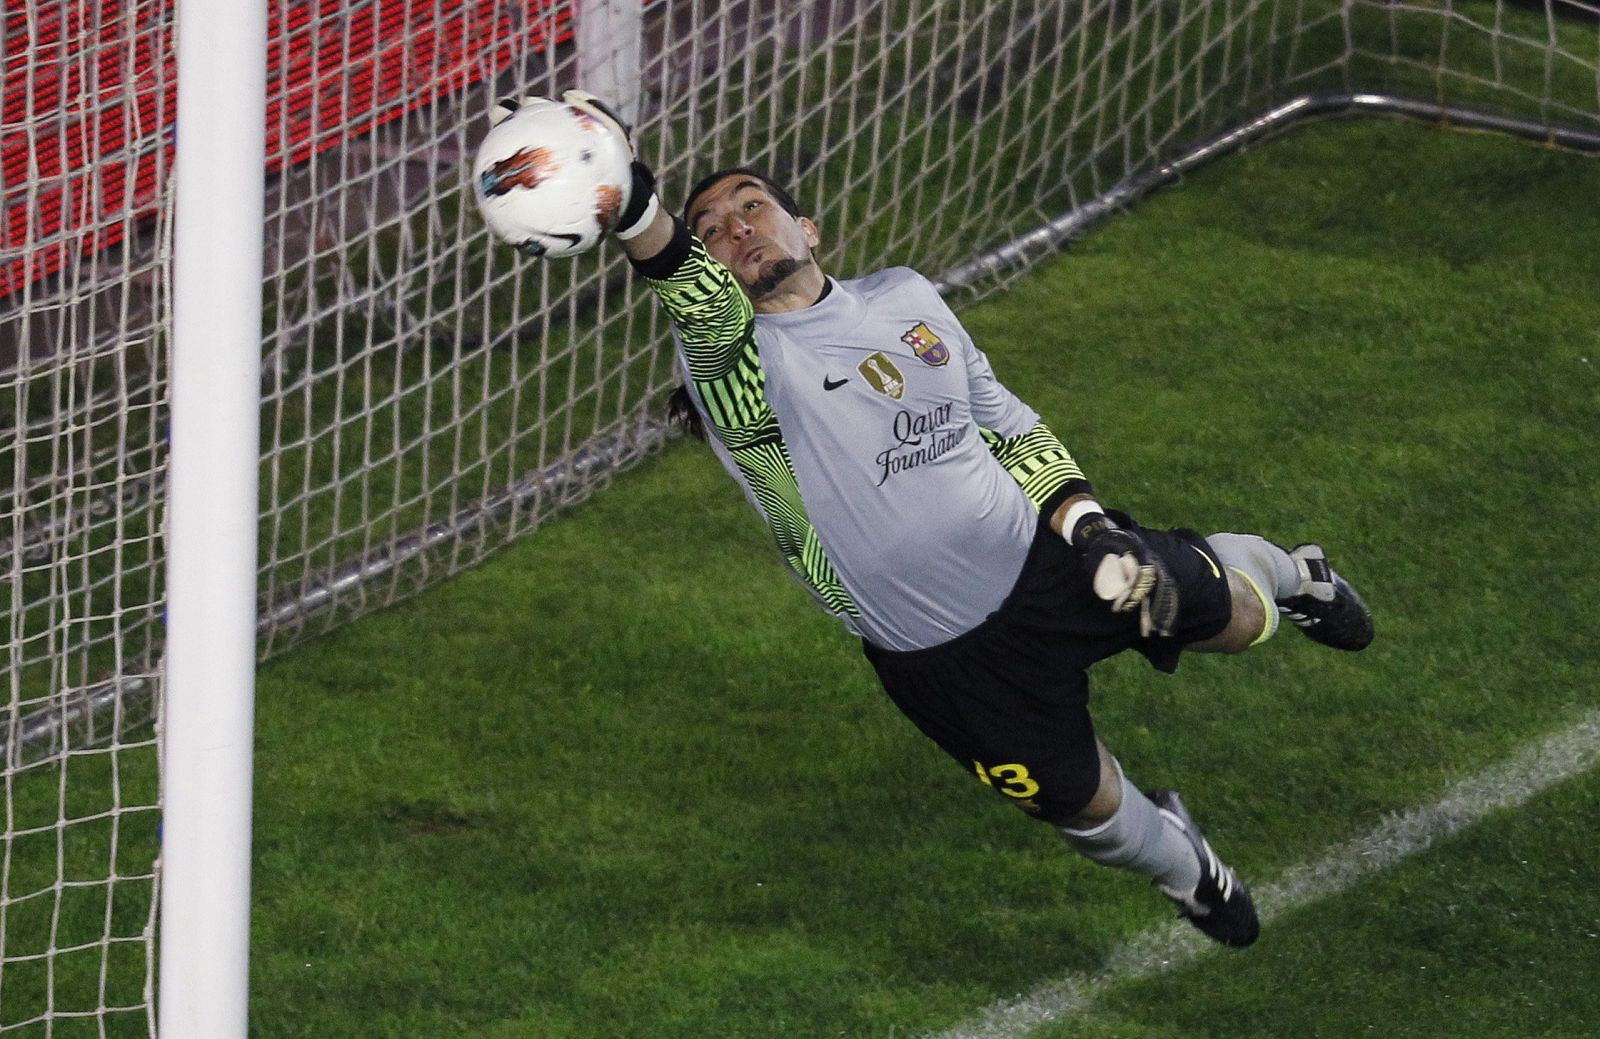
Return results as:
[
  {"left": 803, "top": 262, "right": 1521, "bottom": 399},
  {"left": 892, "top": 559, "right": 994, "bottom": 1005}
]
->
[{"left": 519, "top": 93, "right": 1375, "bottom": 948}]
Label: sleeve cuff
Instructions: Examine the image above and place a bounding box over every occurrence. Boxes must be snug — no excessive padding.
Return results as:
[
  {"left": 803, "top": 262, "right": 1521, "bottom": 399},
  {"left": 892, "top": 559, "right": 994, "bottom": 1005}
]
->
[
  {"left": 1039, "top": 479, "right": 1095, "bottom": 519},
  {"left": 626, "top": 217, "right": 695, "bottom": 280}
]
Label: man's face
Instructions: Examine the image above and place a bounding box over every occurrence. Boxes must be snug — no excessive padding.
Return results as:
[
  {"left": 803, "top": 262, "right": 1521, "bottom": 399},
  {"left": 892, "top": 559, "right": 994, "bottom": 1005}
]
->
[{"left": 687, "top": 176, "right": 821, "bottom": 302}]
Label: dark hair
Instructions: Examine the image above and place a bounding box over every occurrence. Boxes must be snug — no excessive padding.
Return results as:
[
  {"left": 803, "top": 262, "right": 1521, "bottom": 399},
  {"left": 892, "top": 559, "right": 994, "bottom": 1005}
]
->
[
  {"left": 666, "top": 384, "right": 707, "bottom": 440},
  {"left": 681, "top": 167, "right": 803, "bottom": 227}
]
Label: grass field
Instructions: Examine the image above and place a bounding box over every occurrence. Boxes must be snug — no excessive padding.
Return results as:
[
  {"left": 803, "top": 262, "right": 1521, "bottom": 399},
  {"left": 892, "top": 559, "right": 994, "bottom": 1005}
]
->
[{"left": 245, "top": 116, "right": 1600, "bottom": 1038}]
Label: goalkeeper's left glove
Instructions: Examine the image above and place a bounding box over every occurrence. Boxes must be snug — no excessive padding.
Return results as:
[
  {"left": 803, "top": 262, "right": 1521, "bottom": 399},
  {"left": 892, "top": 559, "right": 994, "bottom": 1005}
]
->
[{"left": 1067, "top": 506, "right": 1179, "bottom": 638}]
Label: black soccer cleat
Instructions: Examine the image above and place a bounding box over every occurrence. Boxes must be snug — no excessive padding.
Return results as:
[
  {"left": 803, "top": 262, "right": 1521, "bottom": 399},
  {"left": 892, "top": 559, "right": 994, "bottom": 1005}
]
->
[
  {"left": 1276, "top": 543, "right": 1374, "bottom": 651},
  {"left": 1149, "top": 790, "right": 1260, "bottom": 948}
]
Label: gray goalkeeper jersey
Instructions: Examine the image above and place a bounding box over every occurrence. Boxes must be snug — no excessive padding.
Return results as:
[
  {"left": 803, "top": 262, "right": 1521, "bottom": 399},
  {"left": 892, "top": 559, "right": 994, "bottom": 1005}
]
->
[{"left": 638, "top": 227, "right": 1087, "bottom": 651}]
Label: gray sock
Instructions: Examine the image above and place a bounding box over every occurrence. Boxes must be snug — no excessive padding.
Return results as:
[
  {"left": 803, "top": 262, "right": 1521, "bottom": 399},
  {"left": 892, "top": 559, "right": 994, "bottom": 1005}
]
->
[
  {"left": 1058, "top": 773, "right": 1202, "bottom": 894},
  {"left": 1208, "top": 532, "right": 1300, "bottom": 601}
]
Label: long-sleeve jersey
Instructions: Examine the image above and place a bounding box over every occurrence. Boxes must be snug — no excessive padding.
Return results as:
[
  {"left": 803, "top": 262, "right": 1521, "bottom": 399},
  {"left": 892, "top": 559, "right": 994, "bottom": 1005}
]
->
[{"left": 632, "top": 221, "right": 1091, "bottom": 651}]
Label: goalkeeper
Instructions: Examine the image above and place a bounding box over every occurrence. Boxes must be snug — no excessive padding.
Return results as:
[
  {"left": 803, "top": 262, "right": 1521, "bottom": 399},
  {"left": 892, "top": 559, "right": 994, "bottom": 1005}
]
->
[{"left": 523, "top": 94, "right": 1375, "bottom": 949}]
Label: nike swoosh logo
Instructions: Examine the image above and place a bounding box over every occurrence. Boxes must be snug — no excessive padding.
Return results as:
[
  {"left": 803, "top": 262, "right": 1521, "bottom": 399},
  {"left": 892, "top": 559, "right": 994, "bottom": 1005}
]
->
[
  {"left": 516, "top": 232, "right": 583, "bottom": 257},
  {"left": 823, "top": 376, "right": 849, "bottom": 391},
  {"left": 1191, "top": 545, "right": 1221, "bottom": 579}
]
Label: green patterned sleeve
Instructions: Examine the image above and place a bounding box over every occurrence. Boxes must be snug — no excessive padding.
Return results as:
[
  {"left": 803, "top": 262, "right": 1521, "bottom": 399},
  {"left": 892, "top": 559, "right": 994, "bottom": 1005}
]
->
[
  {"left": 632, "top": 219, "right": 753, "bottom": 381},
  {"left": 980, "top": 420, "right": 1093, "bottom": 512},
  {"left": 626, "top": 218, "right": 859, "bottom": 618}
]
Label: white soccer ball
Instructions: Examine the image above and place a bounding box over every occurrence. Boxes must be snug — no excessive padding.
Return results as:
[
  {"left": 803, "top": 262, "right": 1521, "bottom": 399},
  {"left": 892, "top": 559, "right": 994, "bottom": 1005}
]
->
[{"left": 472, "top": 98, "right": 633, "bottom": 258}]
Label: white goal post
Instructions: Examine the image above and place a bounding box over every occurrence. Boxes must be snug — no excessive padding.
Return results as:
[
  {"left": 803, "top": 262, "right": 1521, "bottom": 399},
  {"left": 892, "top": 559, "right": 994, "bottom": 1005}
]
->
[
  {"left": 0, "top": 1, "right": 1596, "bottom": 1035},
  {"left": 159, "top": 1, "right": 268, "bottom": 1036}
]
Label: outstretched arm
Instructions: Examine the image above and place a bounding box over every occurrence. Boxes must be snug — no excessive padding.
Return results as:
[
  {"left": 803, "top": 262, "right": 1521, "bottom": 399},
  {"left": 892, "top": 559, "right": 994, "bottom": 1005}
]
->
[
  {"left": 618, "top": 198, "right": 675, "bottom": 262},
  {"left": 548, "top": 93, "right": 753, "bottom": 380}
]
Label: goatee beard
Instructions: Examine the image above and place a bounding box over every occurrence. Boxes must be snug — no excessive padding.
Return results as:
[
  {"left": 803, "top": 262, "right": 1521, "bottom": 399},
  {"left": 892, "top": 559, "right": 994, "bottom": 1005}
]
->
[{"left": 747, "top": 256, "right": 812, "bottom": 301}]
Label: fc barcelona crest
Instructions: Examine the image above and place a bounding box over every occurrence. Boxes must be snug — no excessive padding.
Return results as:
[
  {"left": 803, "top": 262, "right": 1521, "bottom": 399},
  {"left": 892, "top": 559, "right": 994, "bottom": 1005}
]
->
[
  {"left": 900, "top": 322, "right": 950, "bottom": 366},
  {"left": 858, "top": 351, "right": 906, "bottom": 400}
]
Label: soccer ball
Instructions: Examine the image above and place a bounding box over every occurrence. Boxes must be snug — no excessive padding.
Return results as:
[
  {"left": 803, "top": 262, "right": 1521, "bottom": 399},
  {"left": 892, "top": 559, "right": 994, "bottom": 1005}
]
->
[{"left": 472, "top": 98, "right": 633, "bottom": 258}]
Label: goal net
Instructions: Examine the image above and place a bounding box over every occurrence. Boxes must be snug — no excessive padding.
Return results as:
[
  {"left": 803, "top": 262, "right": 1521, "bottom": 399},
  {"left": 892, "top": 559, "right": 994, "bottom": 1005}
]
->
[{"left": 1, "top": 0, "right": 1595, "bottom": 1032}]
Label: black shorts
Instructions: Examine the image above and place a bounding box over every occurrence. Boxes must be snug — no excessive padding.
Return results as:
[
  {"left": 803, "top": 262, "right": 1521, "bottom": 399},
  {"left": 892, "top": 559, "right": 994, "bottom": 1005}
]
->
[{"left": 863, "top": 510, "right": 1232, "bottom": 825}]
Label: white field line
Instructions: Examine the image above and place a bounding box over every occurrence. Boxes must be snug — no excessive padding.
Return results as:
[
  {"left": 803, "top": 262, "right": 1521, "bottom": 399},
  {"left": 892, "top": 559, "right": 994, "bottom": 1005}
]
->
[{"left": 926, "top": 708, "right": 1600, "bottom": 1039}]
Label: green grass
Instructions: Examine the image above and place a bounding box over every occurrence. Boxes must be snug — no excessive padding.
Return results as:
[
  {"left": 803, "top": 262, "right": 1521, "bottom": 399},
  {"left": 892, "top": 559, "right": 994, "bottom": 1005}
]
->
[
  {"left": 233, "top": 117, "right": 1600, "bottom": 1038},
  {"left": 4, "top": 103, "right": 1597, "bottom": 1039},
  {"left": 1042, "top": 769, "right": 1600, "bottom": 1039},
  {"left": 1347, "top": 0, "right": 1600, "bottom": 127}
]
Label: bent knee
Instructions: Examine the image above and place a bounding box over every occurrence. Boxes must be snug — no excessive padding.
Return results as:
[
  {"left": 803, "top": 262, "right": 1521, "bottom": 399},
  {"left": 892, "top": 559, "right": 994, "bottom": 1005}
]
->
[{"left": 1190, "top": 571, "right": 1269, "bottom": 653}]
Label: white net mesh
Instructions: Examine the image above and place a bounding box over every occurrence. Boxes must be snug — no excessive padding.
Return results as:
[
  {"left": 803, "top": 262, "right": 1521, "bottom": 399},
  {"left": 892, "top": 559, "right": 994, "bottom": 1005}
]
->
[{"left": 0, "top": 0, "right": 1595, "bottom": 1031}]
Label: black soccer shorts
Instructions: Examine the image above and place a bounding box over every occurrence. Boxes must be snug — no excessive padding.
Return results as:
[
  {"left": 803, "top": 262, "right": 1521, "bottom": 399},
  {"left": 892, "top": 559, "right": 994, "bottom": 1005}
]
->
[{"left": 863, "top": 509, "right": 1232, "bottom": 826}]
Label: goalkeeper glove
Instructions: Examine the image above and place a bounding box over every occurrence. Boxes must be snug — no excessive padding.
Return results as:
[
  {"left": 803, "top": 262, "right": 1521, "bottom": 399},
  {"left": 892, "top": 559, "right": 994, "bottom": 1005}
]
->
[
  {"left": 488, "top": 92, "right": 661, "bottom": 240},
  {"left": 560, "top": 90, "right": 661, "bottom": 240},
  {"left": 1068, "top": 508, "right": 1179, "bottom": 638}
]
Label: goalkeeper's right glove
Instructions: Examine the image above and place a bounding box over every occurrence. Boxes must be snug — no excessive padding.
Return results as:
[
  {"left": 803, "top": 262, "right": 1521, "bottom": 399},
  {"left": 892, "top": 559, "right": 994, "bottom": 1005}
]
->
[
  {"left": 489, "top": 91, "right": 662, "bottom": 240},
  {"left": 1068, "top": 508, "right": 1180, "bottom": 638}
]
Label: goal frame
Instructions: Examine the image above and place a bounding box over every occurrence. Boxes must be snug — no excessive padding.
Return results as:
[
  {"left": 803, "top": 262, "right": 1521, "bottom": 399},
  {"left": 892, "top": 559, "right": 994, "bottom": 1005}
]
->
[{"left": 158, "top": 0, "right": 267, "bottom": 1035}]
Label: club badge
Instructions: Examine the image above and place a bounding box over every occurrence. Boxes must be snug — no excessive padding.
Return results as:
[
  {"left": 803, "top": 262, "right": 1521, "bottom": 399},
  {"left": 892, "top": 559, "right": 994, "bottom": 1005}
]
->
[
  {"left": 858, "top": 351, "right": 906, "bottom": 400},
  {"left": 900, "top": 322, "right": 949, "bottom": 366}
]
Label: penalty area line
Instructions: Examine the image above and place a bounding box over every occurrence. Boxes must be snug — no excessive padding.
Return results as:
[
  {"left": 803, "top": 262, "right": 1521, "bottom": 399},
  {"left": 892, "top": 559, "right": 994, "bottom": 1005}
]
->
[{"left": 925, "top": 707, "right": 1600, "bottom": 1039}]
